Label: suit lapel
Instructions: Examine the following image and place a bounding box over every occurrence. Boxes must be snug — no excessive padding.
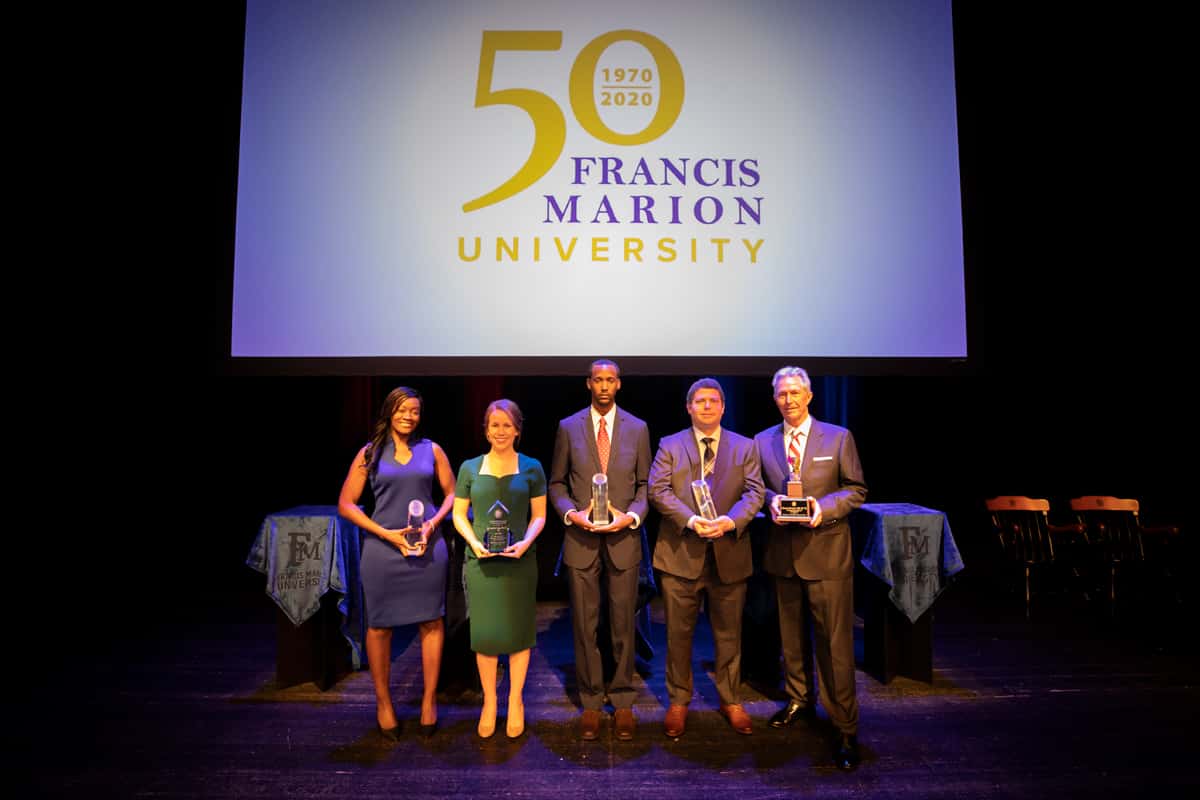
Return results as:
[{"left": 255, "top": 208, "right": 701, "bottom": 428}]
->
[
  {"left": 770, "top": 424, "right": 789, "bottom": 480},
  {"left": 579, "top": 410, "right": 601, "bottom": 473},
  {"left": 709, "top": 430, "right": 733, "bottom": 501},
  {"left": 801, "top": 419, "right": 824, "bottom": 483},
  {"left": 611, "top": 409, "right": 635, "bottom": 473},
  {"left": 683, "top": 430, "right": 702, "bottom": 484}
]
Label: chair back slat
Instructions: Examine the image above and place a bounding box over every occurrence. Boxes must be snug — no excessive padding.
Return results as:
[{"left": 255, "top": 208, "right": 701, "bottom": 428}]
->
[
  {"left": 1071, "top": 496, "right": 1145, "bottom": 563},
  {"left": 987, "top": 496, "right": 1055, "bottom": 564}
]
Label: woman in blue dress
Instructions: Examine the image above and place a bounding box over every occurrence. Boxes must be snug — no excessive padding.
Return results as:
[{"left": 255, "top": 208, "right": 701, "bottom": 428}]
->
[
  {"left": 452, "top": 399, "right": 546, "bottom": 738},
  {"left": 339, "top": 386, "right": 455, "bottom": 739}
]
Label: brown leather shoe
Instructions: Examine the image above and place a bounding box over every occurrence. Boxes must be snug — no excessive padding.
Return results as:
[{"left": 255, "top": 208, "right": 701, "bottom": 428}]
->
[
  {"left": 719, "top": 704, "right": 753, "bottom": 735},
  {"left": 614, "top": 708, "right": 636, "bottom": 741},
  {"left": 579, "top": 709, "right": 602, "bottom": 741},
  {"left": 663, "top": 704, "right": 687, "bottom": 738}
]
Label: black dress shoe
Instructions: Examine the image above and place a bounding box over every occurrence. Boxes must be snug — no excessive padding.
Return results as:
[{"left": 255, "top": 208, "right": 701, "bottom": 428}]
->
[
  {"left": 418, "top": 721, "right": 437, "bottom": 738},
  {"left": 768, "top": 701, "right": 815, "bottom": 729},
  {"left": 833, "top": 733, "right": 860, "bottom": 771},
  {"left": 376, "top": 723, "right": 401, "bottom": 742}
]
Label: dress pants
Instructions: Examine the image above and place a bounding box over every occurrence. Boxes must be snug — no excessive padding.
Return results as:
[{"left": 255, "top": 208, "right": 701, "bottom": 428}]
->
[
  {"left": 567, "top": 546, "right": 639, "bottom": 710},
  {"left": 776, "top": 574, "right": 858, "bottom": 735},
  {"left": 660, "top": 546, "right": 747, "bottom": 707}
]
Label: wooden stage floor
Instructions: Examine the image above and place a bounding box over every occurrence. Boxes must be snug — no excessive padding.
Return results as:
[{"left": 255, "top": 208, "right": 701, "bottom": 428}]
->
[{"left": 13, "top": 590, "right": 1199, "bottom": 799}]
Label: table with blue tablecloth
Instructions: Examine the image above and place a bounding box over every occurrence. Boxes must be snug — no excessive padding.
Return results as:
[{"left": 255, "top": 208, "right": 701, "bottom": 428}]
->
[
  {"left": 246, "top": 505, "right": 367, "bottom": 690},
  {"left": 850, "top": 502, "right": 965, "bottom": 683}
]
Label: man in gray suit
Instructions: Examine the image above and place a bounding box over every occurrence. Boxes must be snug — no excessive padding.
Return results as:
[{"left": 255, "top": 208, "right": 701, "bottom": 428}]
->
[
  {"left": 753, "top": 366, "right": 867, "bottom": 770},
  {"left": 649, "top": 378, "right": 764, "bottom": 737},
  {"left": 549, "top": 359, "right": 652, "bottom": 742}
]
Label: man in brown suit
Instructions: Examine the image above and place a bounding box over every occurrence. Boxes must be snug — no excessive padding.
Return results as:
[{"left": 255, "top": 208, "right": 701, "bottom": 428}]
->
[
  {"left": 649, "top": 378, "right": 764, "bottom": 737},
  {"left": 753, "top": 366, "right": 867, "bottom": 770}
]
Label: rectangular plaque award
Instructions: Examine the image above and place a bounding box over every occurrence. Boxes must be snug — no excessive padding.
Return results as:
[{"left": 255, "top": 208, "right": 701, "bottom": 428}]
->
[
  {"left": 405, "top": 499, "right": 425, "bottom": 548},
  {"left": 484, "top": 499, "right": 512, "bottom": 553},
  {"left": 591, "top": 473, "right": 610, "bottom": 526},
  {"left": 776, "top": 459, "right": 813, "bottom": 523},
  {"left": 690, "top": 479, "right": 718, "bottom": 521}
]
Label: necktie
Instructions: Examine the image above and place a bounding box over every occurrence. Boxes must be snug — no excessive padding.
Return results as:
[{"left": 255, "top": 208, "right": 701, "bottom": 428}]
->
[
  {"left": 788, "top": 431, "right": 803, "bottom": 472},
  {"left": 597, "top": 417, "right": 610, "bottom": 474},
  {"left": 702, "top": 437, "right": 715, "bottom": 477}
]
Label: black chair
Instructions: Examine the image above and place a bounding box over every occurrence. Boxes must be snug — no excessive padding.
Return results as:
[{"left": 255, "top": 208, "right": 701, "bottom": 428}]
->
[
  {"left": 985, "top": 496, "right": 1088, "bottom": 618},
  {"left": 1069, "top": 496, "right": 1182, "bottom": 618}
]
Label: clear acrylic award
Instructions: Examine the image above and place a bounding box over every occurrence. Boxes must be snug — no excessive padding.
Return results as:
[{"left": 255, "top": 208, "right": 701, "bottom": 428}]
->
[
  {"left": 484, "top": 499, "right": 512, "bottom": 553},
  {"left": 405, "top": 499, "right": 425, "bottom": 548},
  {"left": 777, "top": 458, "right": 814, "bottom": 523},
  {"left": 591, "top": 473, "right": 610, "bottom": 526},
  {"left": 691, "top": 479, "right": 718, "bottom": 521}
]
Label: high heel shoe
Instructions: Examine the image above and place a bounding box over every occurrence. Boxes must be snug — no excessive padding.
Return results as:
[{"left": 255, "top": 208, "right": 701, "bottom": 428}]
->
[
  {"left": 505, "top": 698, "right": 525, "bottom": 739},
  {"left": 376, "top": 722, "right": 401, "bottom": 742},
  {"left": 477, "top": 700, "right": 497, "bottom": 739},
  {"left": 419, "top": 703, "right": 438, "bottom": 738}
]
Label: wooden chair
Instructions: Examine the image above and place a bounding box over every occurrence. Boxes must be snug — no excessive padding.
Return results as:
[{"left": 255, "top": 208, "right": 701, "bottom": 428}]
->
[
  {"left": 986, "top": 496, "right": 1088, "bottom": 618},
  {"left": 1069, "top": 496, "right": 1182, "bottom": 618}
]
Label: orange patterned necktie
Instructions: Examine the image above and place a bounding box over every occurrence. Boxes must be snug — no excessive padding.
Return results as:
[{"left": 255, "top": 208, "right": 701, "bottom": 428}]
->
[
  {"left": 788, "top": 431, "right": 803, "bottom": 472},
  {"left": 597, "top": 416, "right": 610, "bottom": 474}
]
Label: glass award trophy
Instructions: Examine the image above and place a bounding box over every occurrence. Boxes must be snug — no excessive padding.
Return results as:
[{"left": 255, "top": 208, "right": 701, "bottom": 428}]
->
[
  {"left": 484, "top": 499, "right": 512, "bottom": 553},
  {"left": 591, "top": 473, "right": 610, "bottom": 526},
  {"left": 777, "top": 458, "right": 814, "bottom": 523},
  {"left": 691, "top": 479, "right": 718, "bottom": 521},
  {"left": 405, "top": 500, "right": 425, "bottom": 548}
]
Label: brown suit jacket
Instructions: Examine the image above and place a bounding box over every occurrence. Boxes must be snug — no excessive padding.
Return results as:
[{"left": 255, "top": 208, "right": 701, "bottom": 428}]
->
[{"left": 649, "top": 427, "right": 764, "bottom": 583}]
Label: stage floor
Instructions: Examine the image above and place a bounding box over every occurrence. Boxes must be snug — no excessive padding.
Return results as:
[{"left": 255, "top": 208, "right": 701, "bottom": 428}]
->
[{"left": 14, "top": 592, "right": 1199, "bottom": 799}]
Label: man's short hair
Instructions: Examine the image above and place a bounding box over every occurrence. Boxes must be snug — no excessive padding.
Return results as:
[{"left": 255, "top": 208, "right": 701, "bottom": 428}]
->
[
  {"left": 590, "top": 359, "right": 620, "bottom": 377},
  {"left": 687, "top": 377, "right": 725, "bottom": 405},
  {"left": 771, "top": 366, "right": 811, "bottom": 394}
]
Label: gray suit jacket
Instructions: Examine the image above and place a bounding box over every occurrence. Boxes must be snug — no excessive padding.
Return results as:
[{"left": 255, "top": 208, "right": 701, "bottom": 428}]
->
[
  {"left": 754, "top": 418, "right": 867, "bottom": 580},
  {"left": 649, "top": 428, "right": 764, "bottom": 583},
  {"left": 548, "top": 406, "right": 651, "bottom": 571}
]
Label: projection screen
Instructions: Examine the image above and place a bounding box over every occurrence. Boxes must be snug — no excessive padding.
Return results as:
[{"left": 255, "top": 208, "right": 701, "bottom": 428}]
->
[{"left": 231, "top": 0, "right": 967, "bottom": 370}]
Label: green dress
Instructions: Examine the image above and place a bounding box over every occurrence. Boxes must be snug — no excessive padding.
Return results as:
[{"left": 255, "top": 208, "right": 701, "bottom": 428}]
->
[{"left": 456, "top": 453, "right": 546, "bottom": 655}]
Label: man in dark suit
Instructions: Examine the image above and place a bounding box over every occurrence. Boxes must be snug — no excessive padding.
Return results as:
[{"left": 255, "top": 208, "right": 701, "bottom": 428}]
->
[
  {"left": 753, "top": 366, "right": 867, "bottom": 770},
  {"left": 549, "top": 359, "right": 652, "bottom": 741},
  {"left": 649, "top": 377, "right": 764, "bottom": 737}
]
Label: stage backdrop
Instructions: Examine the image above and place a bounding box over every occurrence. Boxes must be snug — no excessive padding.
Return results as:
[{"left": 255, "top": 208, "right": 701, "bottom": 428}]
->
[{"left": 232, "top": 0, "right": 966, "bottom": 362}]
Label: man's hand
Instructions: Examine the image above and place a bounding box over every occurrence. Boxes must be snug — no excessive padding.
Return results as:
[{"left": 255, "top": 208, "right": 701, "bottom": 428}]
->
[
  {"left": 567, "top": 501, "right": 596, "bottom": 532},
  {"left": 803, "top": 498, "right": 823, "bottom": 528},
  {"left": 593, "top": 506, "right": 635, "bottom": 533},
  {"left": 692, "top": 515, "right": 734, "bottom": 539}
]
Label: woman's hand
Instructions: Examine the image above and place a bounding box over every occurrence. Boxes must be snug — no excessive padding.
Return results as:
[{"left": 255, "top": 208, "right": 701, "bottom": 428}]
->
[
  {"left": 403, "top": 520, "right": 437, "bottom": 558},
  {"left": 469, "top": 539, "right": 494, "bottom": 559},
  {"left": 500, "top": 537, "right": 532, "bottom": 559},
  {"left": 390, "top": 527, "right": 419, "bottom": 556},
  {"left": 406, "top": 536, "right": 427, "bottom": 558}
]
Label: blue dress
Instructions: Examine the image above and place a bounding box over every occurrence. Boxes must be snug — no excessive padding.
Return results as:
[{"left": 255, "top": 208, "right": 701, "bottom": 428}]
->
[
  {"left": 362, "top": 438, "right": 448, "bottom": 627},
  {"left": 455, "top": 454, "right": 546, "bottom": 655}
]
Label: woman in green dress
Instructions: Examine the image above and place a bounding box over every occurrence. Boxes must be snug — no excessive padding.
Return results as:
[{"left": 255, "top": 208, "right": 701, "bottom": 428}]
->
[{"left": 452, "top": 399, "right": 547, "bottom": 739}]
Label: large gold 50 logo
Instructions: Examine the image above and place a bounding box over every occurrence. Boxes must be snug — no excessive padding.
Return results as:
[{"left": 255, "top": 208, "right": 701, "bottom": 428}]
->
[{"left": 463, "top": 30, "right": 685, "bottom": 213}]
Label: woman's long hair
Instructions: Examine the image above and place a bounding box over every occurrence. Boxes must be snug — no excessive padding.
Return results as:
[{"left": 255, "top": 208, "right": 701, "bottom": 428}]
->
[{"left": 364, "top": 386, "right": 424, "bottom": 476}]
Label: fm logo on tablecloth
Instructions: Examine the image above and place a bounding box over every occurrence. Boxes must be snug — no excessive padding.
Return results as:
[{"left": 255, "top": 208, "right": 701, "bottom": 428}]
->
[
  {"left": 900, "top": 527, "right": 929, "bottom": 560},
  {"left": 288, "top": 531, "right": 323, "bottom": 567}
]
